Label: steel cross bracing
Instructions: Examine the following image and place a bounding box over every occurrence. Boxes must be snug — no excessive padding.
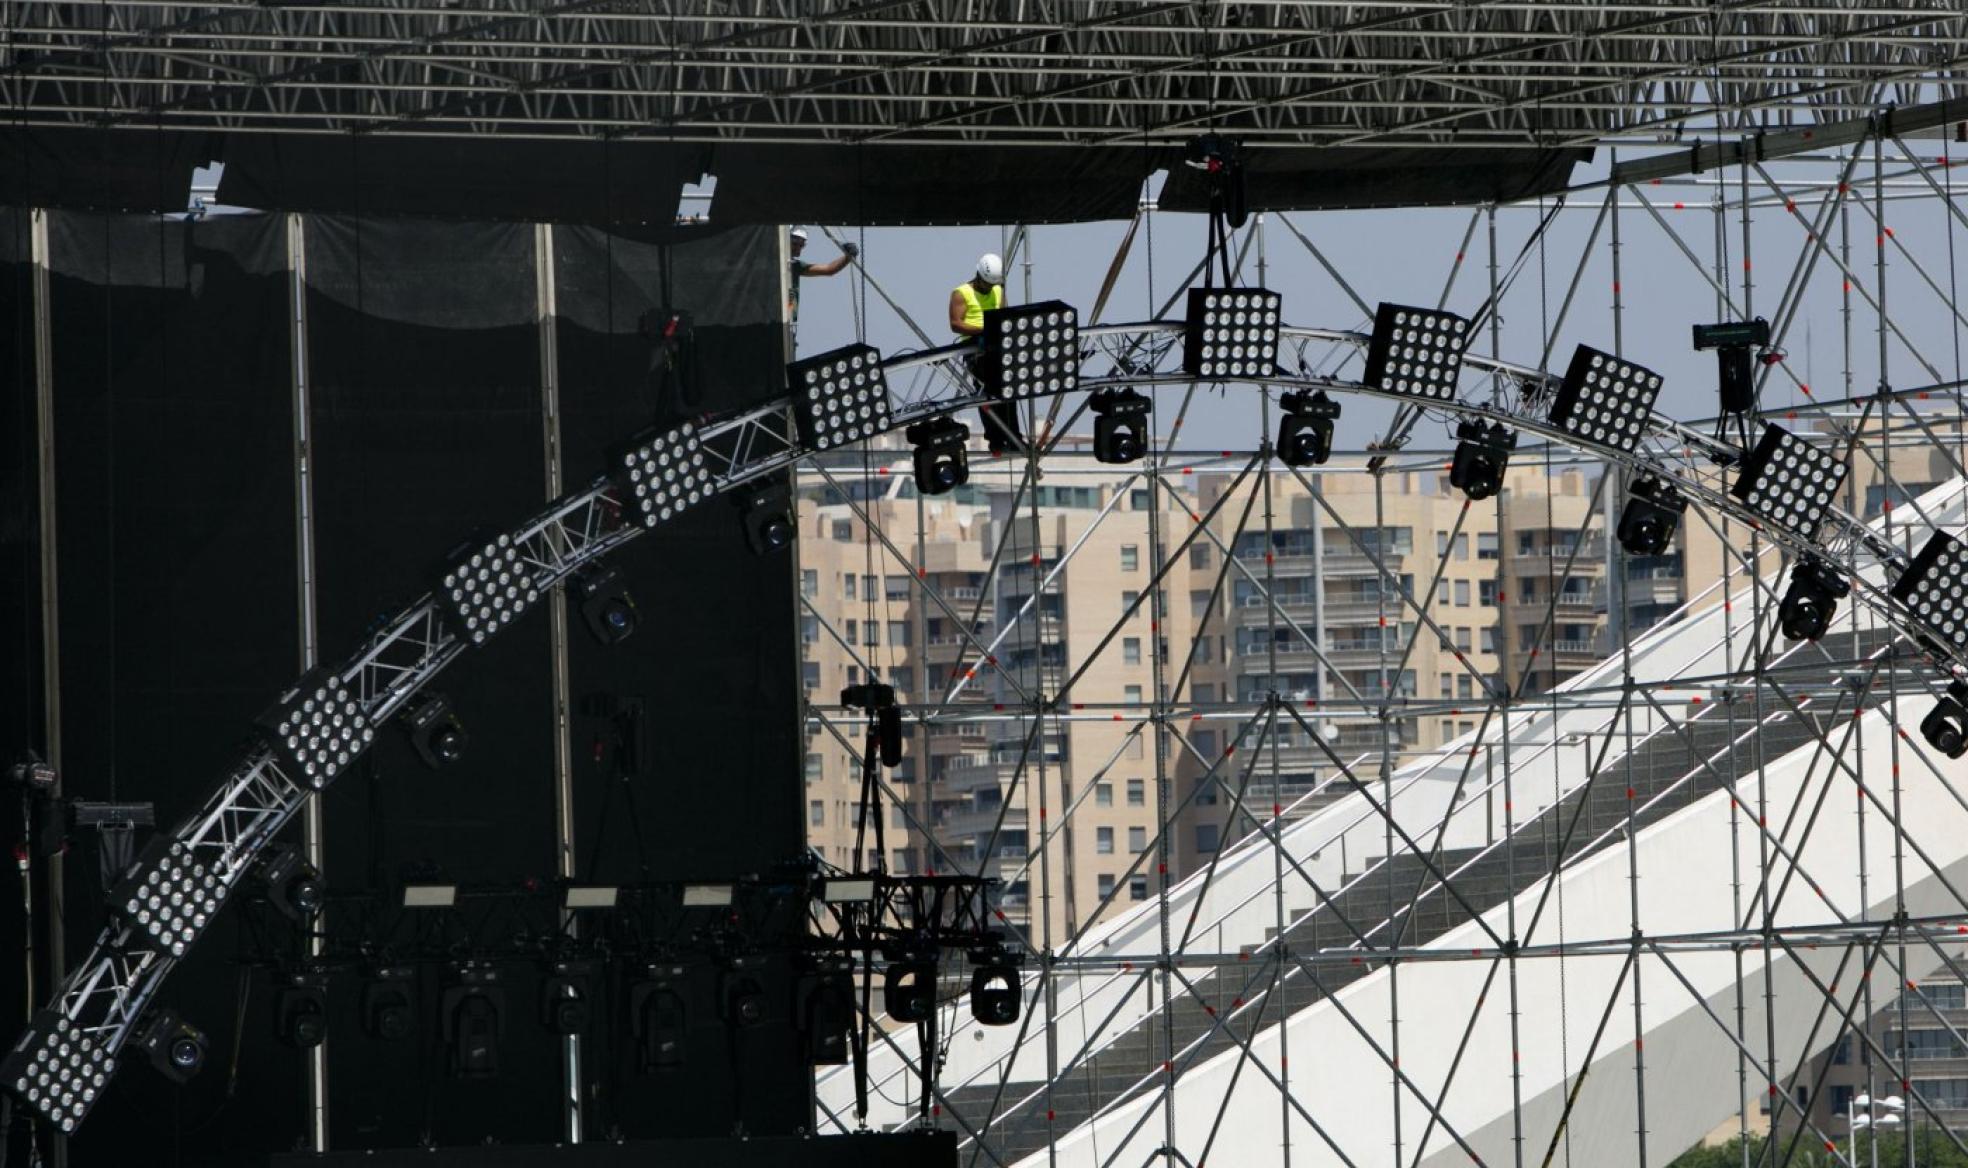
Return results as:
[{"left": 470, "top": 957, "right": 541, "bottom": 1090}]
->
[{"left": 1, "top": 2, "right": 1965, "bottom": 145}]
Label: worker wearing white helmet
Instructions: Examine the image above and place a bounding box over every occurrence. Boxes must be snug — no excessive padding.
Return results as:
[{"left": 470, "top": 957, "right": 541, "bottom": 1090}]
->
[
  {"left": 949, "top": 252, "right": 1006, "bottom": 337},
  {"left": 950, "top": 253, "right": 1022, "bottom": 453}
]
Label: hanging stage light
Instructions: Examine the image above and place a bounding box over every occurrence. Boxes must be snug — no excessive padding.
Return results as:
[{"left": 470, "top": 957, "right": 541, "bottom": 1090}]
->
[
  {"left": 1449, "top": 419, "right": 1517, "bottom": 501},
  {"left": 797, "top": 956, "right": 854, "bottom": 1065},
  {"left": 1092, "top": 388, "right": 1152, "bottom": 466},
  {"left": 721, "top": 955, "right": 770, "bottom": 1029},
  {"left": 981, "top": 301, "right": 1080, "bottom": 399},
  {"left": 906, "top": 416, "right": 971, "bottom": 496},
  {"left": 968, "top": 949, "right": 1023, "bottom": 1027},
  {"left": 1363, "top": 302, "right": 1471, "bottom": 401},
  {"left": 1778, "top": 557, "right": 1850, "bottom": 643},
  {"left": 362, "top": 968, "right": 416, "bottom": 1042},
  {"left": 1617, "top": 476, "right": 1687, "bottom": 557},
  {"left": 1692, "top": 317, "right": 1771, "bottom": 416},
  {"left": 438, "top": 532, "right": 543, "bottom": 648},
  {"left": 1549, "top": 345, "right": 1663, "bottom": 453},
  {"left": 1730, "top": 423, "right": 1848, "bottom": 540},
  {"left": 573, "top": 565, "right": 639, "bottom": 646},
  {"left": 1892, "top": 531, "right": 1968, "bottom": 654},
  {"left": 1184, "top": 287, "right": 1282, "bottom": 380},
  {"left": 883, "top": 955, "right": 938, "bottom": 1024},
  {"left": 1276, "top": 389, "right": 1340, "bottom": 468},
  {"left": 842, "top": 681, "right": 904, "bottom": 767},
  {"left": 540, "top": 962, "right": 593, "bottom": 1037},
  {"left": 400, "top": 692, "right": 467, "bottom": 770},
  {"left": 110, "top": 837, "right": 223, "bottom": 959},
  {"left": 276, "top": 973, "right": 329, "bottom": 1049},
  {"left": 441, "top": 965, "right": 504, "bottom": 1079},
  {"left": 630, "top": 962, "right": 689, "bottom": 1072},
  {"left": 1921, "top": 680, "right": 1968, "bottom": 760},
  {"left": 611, "top": 421, "right": 714, "bottom": 529},
  {"left": 0, "top": 1010, "right": 116, "bottom": 1133},
  {"left": 790, "top": 343, "right": 891, "bottom": 452},
  {"left": 738, "top": 481, "right": 796, "bottom": 555},
  {"left": 255, "top": 667, "right": 376, "bottom": 790},
  {"left": 251, "top": 844, "right": 324, "bottom": 922},
  {"left": 136, "top": 1009, "right": 208, "bottom": 1084}
]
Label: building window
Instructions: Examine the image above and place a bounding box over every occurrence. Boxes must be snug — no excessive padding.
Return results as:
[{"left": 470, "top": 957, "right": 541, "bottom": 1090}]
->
[
  {"left": 888, "top": 620, "right": 909, "bottom": 647},
  {"left": 864, "top": 621, "right": 879, "bottom": 646},
  {"left": 1125, "top": 685, "right": 1144, "bottom": 705},
  {"left": 891, "top": 666, "right": 914, "bottom": 693},
  {"left": 1123, "top": 590, "right": 1140, "bottom": 616},
  {"left": 809, "top": 800, "right": 824, "bottom": 826},
  {"left": 1454, "top": 579, "right": 1470, "bottom": 607},
  {"left": 1095, "top": 782, "right": 1114, "bottom": 807},
  {"left": 1098, "top": 873, "right": 1116, "bottom": 898},
  {"left": 1929, "top": 982, "right": 1968, "bottom": 1010},
  {"left": 802, "top": 661, "right": 820, "bottom": 689},
  {"left": 1477, "top": 532, "right": 1499, "bottom": 560},
  {"left": 1096, "top": 827, "right": 1115, "bottom": 854},
  {"left": 845, "top": 619, "right": 858, "bottom": 643},
  {"left": 846, "top": 665, "right": 859, "bottom": 685},
  {"left": 1129, "top": 875, "right": 1149, "bottom": 901},
  {"left": 1436, "top": 532, "right": 1449, "bottom": 557},
  {"left": 894, "top": 848, "right": 915, "bottom": 872},
  {"left": 801, "top": 615, "right": 819, "bottom": 644},
  {"left": 1124, "top": 637, "right": 1142, "bottom": 665},
  {"left": 1190, "top": 544, "right": 1212, "bottom": 569},
  {"left": 1190, "top": 589, "right": 1213, "bottom": 619},
  {"left": 1455, "top": 627, "right": 1472, "bottom": 652},
  {"left": 1479, "top": 579, "right": 1498, "bottom": 606},
  {"left": 1196, "top": 823, "right": 1220, "bottom": 853},
  {"left": 1832, "top": 1035, "right": 1851, "bottom": 1065},
  {"left": 1121, "top": 544, "right": 1140, "bottom": 572},
  {"left": 1128, "top": 826, "right": 1147, "bottom": 852},
  {"left": 1131, "top": 488, "right": 1151, "bottom": 511},
  {"left": 1456, "top": 533, "right": 1470, "bottom": 561},
  {"left": 1195, "top": 776, "right": 1218, "bottom": 806},
  {"left": 1127, "top": 779, "right": 1146, "bottom": 807},
  {"left": 833, "top": 520, "right": 854, "bottom": 542},
  {"left": 1193, "top": 729, "right": 1218, "bottom": 757},
  {"left": 802, "top": 569, "right": 819, "bottom": 597},
  {"left": 1481, "top": 627, "right": 1497, "bottom": 653},
  {"left": 843, "top": 574, "right": 857, "bottom": 599},
  {"left": 805, "top": 753, "right": 823, "bottom": 783},
  {"left": 885, "top": 575, "right": 910, "bottom": 600},
  {"left": 1458, "top": 674, "right": 1473, "bottom": 700},
  {"left": 1439, "top": 672, "right": 1454, "bottom": 697}
]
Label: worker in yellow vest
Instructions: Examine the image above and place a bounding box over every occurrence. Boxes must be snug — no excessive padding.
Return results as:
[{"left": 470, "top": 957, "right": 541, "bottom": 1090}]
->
[{"left": 949, "top": 254, "right": 1023, "bottom": 454}]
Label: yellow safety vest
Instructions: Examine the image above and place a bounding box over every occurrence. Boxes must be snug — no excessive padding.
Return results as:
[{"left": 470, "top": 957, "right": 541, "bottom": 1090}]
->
[{"left": 955, "top": 282, "right": 1005, "bottom": 333}]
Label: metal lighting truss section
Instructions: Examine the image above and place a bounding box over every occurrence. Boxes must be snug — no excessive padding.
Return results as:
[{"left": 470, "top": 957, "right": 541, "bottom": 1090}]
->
[{"left": 0, "top": 2, "right": 1964, "bottom": 145}]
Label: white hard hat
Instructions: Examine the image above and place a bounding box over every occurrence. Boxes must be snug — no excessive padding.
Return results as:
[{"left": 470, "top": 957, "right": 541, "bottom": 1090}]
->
[
  {"left": 790, "top": 227, "right": 809, "bottom": 241},
  {"left": 976, "top": 253, "right": 1005, "bottom": 285}
]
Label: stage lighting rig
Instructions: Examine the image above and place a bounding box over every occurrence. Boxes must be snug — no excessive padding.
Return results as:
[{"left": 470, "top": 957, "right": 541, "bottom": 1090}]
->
[
  {"left": 1617, "top": 476, "right": 1687, "bottom": 557},
  {"left": 738, "top": 482, "right": 796, "bottom": 555},
  {"left": 573, "top": 565, "right": 639, "bottom": 646},
  {"left": 362, "top": 968, "right": 416, "bottom": 1042},
  {"left": 1778, "top": 557, "right": 1849, "bottom": 643},
  {"left": 1, "top": 1010, "right": 116, "bottom": 1133},
  {"left": 250, "top": 844, "right": 324, "bottom": 922},
  {"left": 441, "top": 964, "right": 504, "bottom": 1079},
  {"left": 968, "top": 948, "right": 1024, "bottom": 1027},
  {"left": 843, "top": 682, "right": 905, "bottom": 768},
  {"left": 1730, "top": 423, "right": 1848, "bottom": 540},
  {"left": 1185, "top": 287, "right": 1282, "bottom": 380},
  {"left": 1549, "top": 345, "right": 1662, "bottom": 452},
  {"left": 1892, "top": 531, "right": 1968, "bottom": 654},
  {"left": 276, "top": 973, "right": 329, "bottom": 1049},
  {"left": 790, "top": 343, "right": 891, "bottom": 452},
  {"left": 136, "top": 1009, "right": 207, "bottom": 1084},
  {"left": 1364, "top": 303, "right": 1470, "bottom": 401},
  {"left": 883, "top": 954, "right": 938, "bottom": 1024},
  {"left": 1449, "top": 419, "right": 1517, "bottom": 501},
  {"left": 439, "top": 531, "right": 542, "bottom": 648},
  {"left": 1692, "top": 317, "right": 1772, "bottom": 419},
  {"left": 1092, "top": 388, "right": 1151, "bottom": 465},
  {"left": 110, "top": 837, "right": 223, "bottom": 958},
  {"left": 1275, "top": 389, "right": 1339, "bottom": 467},
  {"left": 721, "top": 955, "right": 770, "bottom": 1029},
  {"left": 255, "top": 666, "right": 375, "bottom": 789},
  {"left": 612, "top": 421, "right": 714, "bottom": 529},
  {"left": 906, "top": 416, "right": 970, "bottom": 496},
  {"left": 981, "top": 301, "right": 1080, "bottom": 399},
  {"left": 1921, "top": 680, "right": 1968, "bottom": 760},
  {"left": 7, "top": 751, "right": 55, "bottom": 793},
  {"left": 630, "top": 962, "right": 689, "bottom": 1072},
  {"left": 400, "top": 692, "right": 467, "bottom": 770}
]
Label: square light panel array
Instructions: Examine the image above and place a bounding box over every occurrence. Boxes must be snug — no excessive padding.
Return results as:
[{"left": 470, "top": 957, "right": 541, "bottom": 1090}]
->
[
  {"left": 441, "top": 532, "right": 541, "bottom": 647},
  {"left": 112, "top": 838, "right": 224, "bottom": 957},
  {"left": 615, "top": 422, "right": 714, "bottom": 528},
  {"left": 2, "top": 1011, "right": 115, "bottom": 1133},
  {"left": 982, "top": 300, "right": 1080, "bottom": 399},
  {"left": 1363, "top": 302, "right": 1470, "bottom": 401},
  {"left": 1729, "top": 423, "right": 1848, "bottom": 540},
  {"left": 1184, "top": 287, "right": 1282, "bottom": 379},
  {"left": 1893, "top": 531, "right": 1968, "bottom": 653},
  {"left": 790, "top": 344, "right": 890, "bottom": 451},
  {"left": 254, "top": 667, "right": 375, "bottom": 788},
  {"left": 1549, "top": 345, "right": 1662, "bottom": 452}
]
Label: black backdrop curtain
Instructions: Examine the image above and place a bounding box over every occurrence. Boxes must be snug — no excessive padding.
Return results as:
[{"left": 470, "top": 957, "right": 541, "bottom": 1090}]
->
[{"left": 1, "top": 211, "right": 799, "bottom": 1165}]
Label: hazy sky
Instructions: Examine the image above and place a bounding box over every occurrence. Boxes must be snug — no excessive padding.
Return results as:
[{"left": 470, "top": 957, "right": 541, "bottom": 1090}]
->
[{"left": 788, "top": 144, "right": 1968, "bottom": 455}]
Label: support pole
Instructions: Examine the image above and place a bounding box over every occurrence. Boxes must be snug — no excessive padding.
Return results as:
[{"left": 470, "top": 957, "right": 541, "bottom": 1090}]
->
[
  {"left": 287, "top": 211, "right": 329, "bottom": 1155},
  {"left": 31, "top": 204, "right": 67, "bottom": 1168},
  {"left": 536, "top": 221, "right": 583, "bottom": 1145}
]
